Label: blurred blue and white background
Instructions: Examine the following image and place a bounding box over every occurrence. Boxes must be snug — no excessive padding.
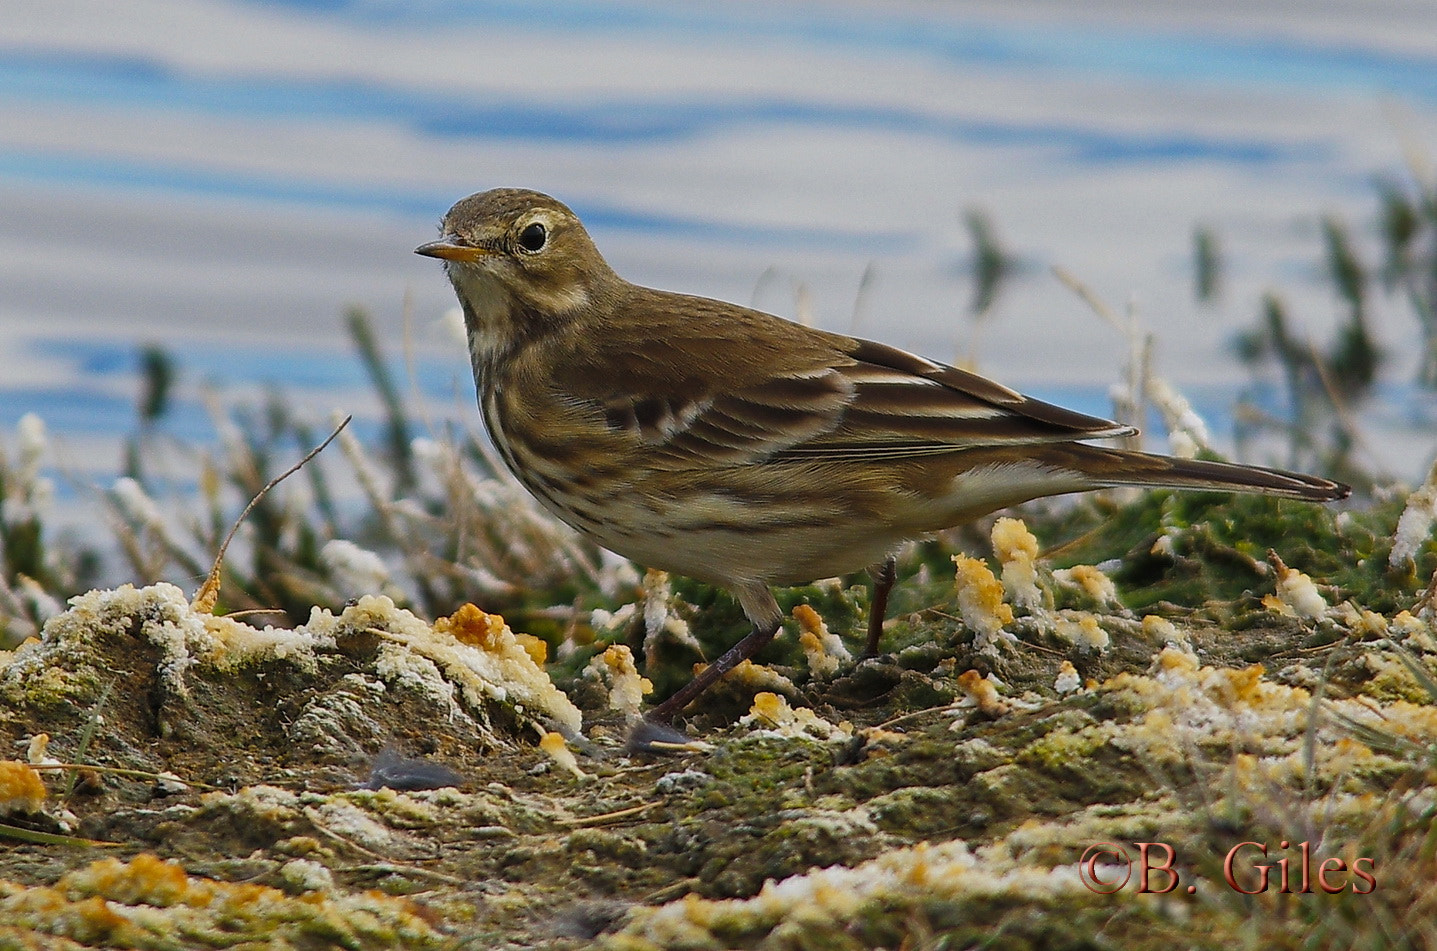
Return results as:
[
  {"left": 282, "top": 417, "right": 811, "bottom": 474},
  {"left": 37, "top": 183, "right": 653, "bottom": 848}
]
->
[{"left": 3, "top": 0, "right": 1436, "bottom": 480}]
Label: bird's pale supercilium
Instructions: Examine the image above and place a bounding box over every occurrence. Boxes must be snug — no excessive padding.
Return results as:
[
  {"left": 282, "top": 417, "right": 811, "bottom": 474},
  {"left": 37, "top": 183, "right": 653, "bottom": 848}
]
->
[{"left": 417, "top": 188, "right": 1349, "bottom": 724}]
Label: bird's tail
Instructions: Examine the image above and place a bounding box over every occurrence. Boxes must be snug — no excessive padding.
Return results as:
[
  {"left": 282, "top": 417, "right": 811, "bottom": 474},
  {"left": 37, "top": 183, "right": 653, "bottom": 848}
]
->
[{"left": 1085, "top": 447, "right": 1350, "bottom": 502}]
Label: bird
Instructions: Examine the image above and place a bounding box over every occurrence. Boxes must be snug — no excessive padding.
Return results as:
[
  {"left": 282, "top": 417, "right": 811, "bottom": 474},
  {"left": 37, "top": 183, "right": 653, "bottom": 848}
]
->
[{"left": 416, "top": 187, "right": 1350, "bottom": 724}]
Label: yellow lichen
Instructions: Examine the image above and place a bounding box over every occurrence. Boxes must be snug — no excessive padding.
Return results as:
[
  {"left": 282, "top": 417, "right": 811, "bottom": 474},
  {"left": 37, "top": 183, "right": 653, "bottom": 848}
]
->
[
  {"left": 1391, "top": 458, "right": 1437, "bottom": 567},
  {"left": 3, "top": 585, "right": 583, "bottom": 743},
  {"left": 741, "top": 692, "right": 851, "bottom": 740},
  {"left": 951, "top": 555, "right": 1013, "bottom": 649},
  {"left": 77, "top": 852, "right": 190, "bottom": 906},
  {"left": 1334, "top": 602, "right": 1389, "bottom": 638},
  {"left": 1093, "top": 648, "right": 1370, "bottom": 772},
  {"left": 1392, "top": 610, "right": 1435, "bottom": 651},
  {"left": 382, "top": 600, "right": 582, "bottom": 735},
  {"left": 584, "top": 644, "right": 652, "bottom": 715},
  {"left": 539, "top": 731, "right": 586, "bottom": 779},
  {"left": 1140, "top": 615, "right": 1189, "bottom": 650},
  {"left": 1270, "top": 553, "right": 1328, "bottom": 620},
  {"left": 24, "top": 734, "right": 52, "bottom": 766},
  {"left": 0, "top": 853, "right": 445, "bottom": 946},
  {"left": 794, "top": 604, "right": 851, "bottom": 678},
  {"left": 1155, "top": 646, "right": 1200, "bottom": 676},
  {"left": 990, "top": 517, "right": 1041, "bottom": 611},
  {"left": 1213, "top": 664, "right": 1266, "bottom": 707},
  {"left": 1054, "top": 613, "right": 1109, "bottom": 652},
  {"left": 1053, "top": 661, "right": 1081, "bottom": 694},
  {"left": 750, "top": 691, "right": 786, "bottom": 723},
  {"left": 698, "top": 659, "right": 796, "bottom": 695},
  {"left": 0, "top": 760, "right": 46, "bottom": 815},
  {"left": 617, "top": 837, "right": 1089, "bottom": 946},
  {"left": 516, "top": 633, "right": 548, "bottom": 665},
  {"left": 1361, "top": 650, "right": 1437, "bottom": 703},
  {"left": 435, "top": 602, "right": 508, "bottom": 649},
  {"left": 1052, "top": 564, "right": 1118, "bottom": 606},
  {"left": 1262, "top": 593, "right": 1295, "bottom": 617},
  {"left": 956, "top": 670, "right": 1009, "bottom": 716}
]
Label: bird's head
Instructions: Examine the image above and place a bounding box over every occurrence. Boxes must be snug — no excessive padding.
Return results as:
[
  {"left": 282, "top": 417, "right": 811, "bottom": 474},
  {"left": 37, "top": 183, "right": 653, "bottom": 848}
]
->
[{"left": 417, "top": 188, "right": 618, "bottom": 325}]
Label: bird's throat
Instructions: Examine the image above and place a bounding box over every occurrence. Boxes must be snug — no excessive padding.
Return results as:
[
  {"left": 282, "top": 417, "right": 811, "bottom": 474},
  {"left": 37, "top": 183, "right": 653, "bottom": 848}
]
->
[
  {"left": 446, "top": 268, "right": 521, "bottom": 382},
  {"left": 449, "top": 265, "right": 591, "bottom": 385}
]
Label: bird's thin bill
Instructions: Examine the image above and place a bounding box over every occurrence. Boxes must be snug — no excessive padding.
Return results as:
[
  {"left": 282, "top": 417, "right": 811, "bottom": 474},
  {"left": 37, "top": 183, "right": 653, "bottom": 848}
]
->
[{"left": 414, "top": 240, "right": 492, "bottom": 262}]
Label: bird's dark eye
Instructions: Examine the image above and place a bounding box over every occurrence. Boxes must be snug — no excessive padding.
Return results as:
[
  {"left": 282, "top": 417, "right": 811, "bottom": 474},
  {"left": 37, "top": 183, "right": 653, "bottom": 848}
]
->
[{"left": 518, "top": 222, "right": 547, "bottom": 252}]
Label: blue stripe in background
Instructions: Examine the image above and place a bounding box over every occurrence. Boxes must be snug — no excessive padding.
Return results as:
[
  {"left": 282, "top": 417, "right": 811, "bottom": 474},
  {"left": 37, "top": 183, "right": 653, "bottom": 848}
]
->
[
  {"left": 10, "top": 0, "right": 1416, "bottom": 228},
  {"left": 0, "top": 49, "right": 1321, "bottom": 163},
  {"left": 241, "top": 0, "right": 1437, "bottom": 101}
]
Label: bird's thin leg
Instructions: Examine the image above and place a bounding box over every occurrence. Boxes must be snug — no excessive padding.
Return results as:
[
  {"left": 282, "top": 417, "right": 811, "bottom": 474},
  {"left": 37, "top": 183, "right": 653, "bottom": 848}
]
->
[
  {"left": 645, "top": 619, "right": 781, "bottom": 723},
  {"left": 863, "top": 555, "right": 897, "bottom": 657}
]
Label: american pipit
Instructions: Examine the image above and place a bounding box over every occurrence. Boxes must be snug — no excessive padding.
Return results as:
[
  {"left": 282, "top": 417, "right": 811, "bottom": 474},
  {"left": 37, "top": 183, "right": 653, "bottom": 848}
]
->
[{"left": 417, "top": 188, "right": 1348, "bottom": 723}]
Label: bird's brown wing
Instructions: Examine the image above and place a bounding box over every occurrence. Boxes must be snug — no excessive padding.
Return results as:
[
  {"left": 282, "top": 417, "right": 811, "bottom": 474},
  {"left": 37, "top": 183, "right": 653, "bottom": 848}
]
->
[
  {"left": 779, "top": 338, "right": 1134, "bottom": 460},
  {"left": 567, "top": 293, "right": 1132, "bottom": 468},
  {"left": 571, "top": 348, "right": 856, "bottom": 467}
]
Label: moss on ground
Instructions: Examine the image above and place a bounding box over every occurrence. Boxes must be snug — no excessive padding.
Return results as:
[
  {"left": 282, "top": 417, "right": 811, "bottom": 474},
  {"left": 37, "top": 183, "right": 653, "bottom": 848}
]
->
[{"left": 0, "top": 492, "right": 1433, "bottom": 950}]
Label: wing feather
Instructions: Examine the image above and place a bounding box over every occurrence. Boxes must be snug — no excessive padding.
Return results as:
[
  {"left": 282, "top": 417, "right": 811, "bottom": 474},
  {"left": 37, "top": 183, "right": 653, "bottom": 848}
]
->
[
  {"left": 775, "top": 339, "right": 1133, "bottom": 458},
  {"left": 567, "top": 295, "right": 1133, "bottom": 469}
]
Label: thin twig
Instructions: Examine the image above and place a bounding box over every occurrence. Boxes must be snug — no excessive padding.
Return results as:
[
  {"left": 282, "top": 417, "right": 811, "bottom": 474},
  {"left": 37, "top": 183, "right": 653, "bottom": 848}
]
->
[
  {"left": 191, "top": 415, "right": 352, "bottom": 614},
  {"left": 1306, "top": 339, "right": 1391, "bottom": 479},
  {"left": 0, "top": 823, "right": 121, "bottom": 848},
  {"left": 872, "top": 701, "right": 968, "bottom": 732},
  {"left": 33, "top": 762, "right": 223, "bottom": 791},
  {"left": 1052, "top": 266, "right": 1125, "bottom": 334},
  {"left": 337, "top": 862, "right": 468, "bottom": 887},
  {"left": 556, "top": 801, "right": 659, "bottom": 827}
]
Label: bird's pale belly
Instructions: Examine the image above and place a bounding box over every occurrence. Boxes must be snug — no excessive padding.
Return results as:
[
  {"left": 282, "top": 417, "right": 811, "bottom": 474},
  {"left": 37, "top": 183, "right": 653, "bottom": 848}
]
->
[
  {"left": 581, "top": 507, "right": 902, "bottom": 587},
  {"left": 508, "top": 460, "right": 904, "bottom": 586}
]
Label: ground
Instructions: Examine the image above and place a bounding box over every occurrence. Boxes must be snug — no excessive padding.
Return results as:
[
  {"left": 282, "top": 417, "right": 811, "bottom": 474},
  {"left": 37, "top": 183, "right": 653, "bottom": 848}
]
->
[{"left": 0, "top": 492, "right": 1433, "bottom": 951}]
